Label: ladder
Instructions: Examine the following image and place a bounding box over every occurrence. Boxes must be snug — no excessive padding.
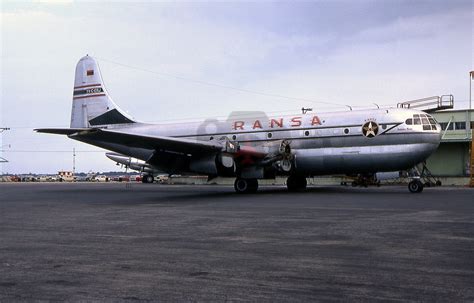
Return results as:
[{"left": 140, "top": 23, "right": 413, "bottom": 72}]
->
[
  {"left": 415, "top": 162, "right": 442, "bottom": 187},
  {"left": 397, "top": 95, "right": 454, "bottom": 113}
]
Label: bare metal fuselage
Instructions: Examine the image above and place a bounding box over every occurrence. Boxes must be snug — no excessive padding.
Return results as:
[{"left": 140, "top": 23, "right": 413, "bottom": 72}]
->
[{"left": 73, "top": 108, "right": 441, "bottom": 177}]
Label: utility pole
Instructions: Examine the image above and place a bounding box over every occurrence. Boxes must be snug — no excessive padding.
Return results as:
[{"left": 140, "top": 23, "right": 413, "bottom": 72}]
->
[
  {"left": 73, "top": 148, "right": 76, "bottom": 177},
  {"left": 0, "top": 128, "right": 11, "bottom": 173}
]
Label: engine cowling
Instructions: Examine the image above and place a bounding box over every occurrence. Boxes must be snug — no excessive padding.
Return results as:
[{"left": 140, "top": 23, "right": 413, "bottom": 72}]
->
[{"left": 189, "top": 153, "right": 236, "bottom": 177}]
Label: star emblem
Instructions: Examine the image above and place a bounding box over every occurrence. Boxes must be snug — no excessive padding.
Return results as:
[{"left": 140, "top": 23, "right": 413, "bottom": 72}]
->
[{"left": 362, "top": 121, "right": 379, "bottom": 138}]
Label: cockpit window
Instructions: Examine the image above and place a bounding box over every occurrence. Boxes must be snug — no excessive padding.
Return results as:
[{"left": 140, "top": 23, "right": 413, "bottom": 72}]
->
[
  {"left": 410, "top": 114, "right": 438, "bottom": 131},
  {"left": 413, "top": 114, "right": 421, "bottom": 125}
]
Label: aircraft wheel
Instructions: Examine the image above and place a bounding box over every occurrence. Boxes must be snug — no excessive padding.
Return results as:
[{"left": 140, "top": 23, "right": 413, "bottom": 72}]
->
[
  {"left": 234, "top": 178, "right": 258, "bottom": 193},
  {"left": 287, "top": 175, "right": 307, "bottom": 192},
  {"left": 408, "top": 180, "right": 423, "bottom": 193},
  {"left": 146, "top": 175, "right": 154, "bottom": 183},
  {"left": 436, "top": 180, "right": 442, "bottom": 186}
]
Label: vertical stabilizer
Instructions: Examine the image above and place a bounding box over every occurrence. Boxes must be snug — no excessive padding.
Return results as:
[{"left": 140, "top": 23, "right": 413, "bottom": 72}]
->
[{"left": 70, "top": 55, "right": 135, "bottom": 128}]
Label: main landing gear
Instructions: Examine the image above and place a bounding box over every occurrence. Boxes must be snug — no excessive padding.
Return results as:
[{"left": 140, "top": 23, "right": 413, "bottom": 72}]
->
[
  {"left": 142, "top": 174, "right": 154, "bottom": 184},
  {"left": 234, "top": 178, "right": 258, "bottom": 193},
  {"left": 286, "top": 175, "right": 307, "bottom": 192}
]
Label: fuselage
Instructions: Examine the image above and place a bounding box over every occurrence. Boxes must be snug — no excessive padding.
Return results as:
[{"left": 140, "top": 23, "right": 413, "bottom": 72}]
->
[{"left": 74, "top": 107, "right": 441, "bottom": 177}]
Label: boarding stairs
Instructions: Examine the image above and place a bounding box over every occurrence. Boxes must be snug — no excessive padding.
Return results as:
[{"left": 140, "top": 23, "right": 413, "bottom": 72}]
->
[
  {"left": 414, "top": 162, "right": 442, "bottom": 187},
  {"left": 397, "top": 95, "right": 454, "bottom": 113}
]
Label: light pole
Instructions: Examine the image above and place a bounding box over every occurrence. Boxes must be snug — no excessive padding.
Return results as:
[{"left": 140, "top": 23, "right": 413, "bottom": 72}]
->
[
  {"left": 470, "top": 71, "right": 473, "bottom": 111},
  {"left": 470, "top": 71, "right": 473, "bottom": 133}
]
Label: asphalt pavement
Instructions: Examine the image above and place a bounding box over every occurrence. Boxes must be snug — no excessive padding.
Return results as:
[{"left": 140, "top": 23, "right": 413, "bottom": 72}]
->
[{"left": 1, "top": 183, "right": 473, "bottom": 301}]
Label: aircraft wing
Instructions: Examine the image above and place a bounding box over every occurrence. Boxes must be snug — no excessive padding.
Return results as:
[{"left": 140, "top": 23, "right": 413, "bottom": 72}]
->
[
  {"left": 36, "top": 128, "right": 270, "bottom": 159},
  {"left": 70, "top": 128, "right": 223, "bottom": 155}
]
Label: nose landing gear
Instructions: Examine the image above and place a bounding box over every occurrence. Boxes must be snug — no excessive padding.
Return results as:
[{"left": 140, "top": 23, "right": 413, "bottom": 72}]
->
[{"left": 408, "top": 179, "right": 424, "bottom": 193}]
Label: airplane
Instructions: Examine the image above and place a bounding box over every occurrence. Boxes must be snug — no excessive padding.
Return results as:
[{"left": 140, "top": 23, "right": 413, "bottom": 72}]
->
[
  {"left": 36, "top": 55, "right": 442, "bottom": 193},
  {"left": 105, "top": 152, "right": 160, "bottom": 183}
]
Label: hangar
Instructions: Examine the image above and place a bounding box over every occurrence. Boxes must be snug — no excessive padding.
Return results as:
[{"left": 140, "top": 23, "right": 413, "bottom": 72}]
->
[{"left": 428, "top": 109, "right": 473, "bottom": 178}]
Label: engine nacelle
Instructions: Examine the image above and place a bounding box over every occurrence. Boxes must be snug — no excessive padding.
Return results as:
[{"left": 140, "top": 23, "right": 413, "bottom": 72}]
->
[{"left": 189, "top": 153, "right": 236, "bottom": 177}]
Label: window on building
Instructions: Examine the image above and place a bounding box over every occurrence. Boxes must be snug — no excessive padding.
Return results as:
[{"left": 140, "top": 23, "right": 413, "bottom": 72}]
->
[
  {"left": 440, "top": 123, "right": 453, "bottom": 131},
  {"left": 454, "top": 122, "right": 466, "bottom": 130}
]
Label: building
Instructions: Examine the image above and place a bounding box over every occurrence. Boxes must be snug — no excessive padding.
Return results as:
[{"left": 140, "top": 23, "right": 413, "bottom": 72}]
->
[{"left": 427, "top": 109, "right": 473, "bottom": 177}]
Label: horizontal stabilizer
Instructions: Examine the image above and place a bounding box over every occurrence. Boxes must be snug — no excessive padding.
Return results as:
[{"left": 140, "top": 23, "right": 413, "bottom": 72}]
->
[{"left": 35, "top": 128, "right": 90, "bottom": 135}]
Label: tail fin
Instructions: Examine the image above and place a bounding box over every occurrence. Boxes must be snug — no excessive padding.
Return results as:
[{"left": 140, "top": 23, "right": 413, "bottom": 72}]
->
[{"left": 70, "top": 55, "right": 136, "bottom": 128}]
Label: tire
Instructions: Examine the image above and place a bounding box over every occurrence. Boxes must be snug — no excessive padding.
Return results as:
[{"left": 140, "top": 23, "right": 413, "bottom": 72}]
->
[
  {"left": 234, "top": 178, "right": 258, "bottom": 194},
  {"left": 408, "top": 180, "right": 423, "bottom": 193},
  {"left": 287, "top": 175, "right": 307, "bottom": 192},
  {"left": 146, "top": 175, "right": 154, "bottom": 184},
  {"left": 436, "top": 180, "right": 442, "bottom": 186}
]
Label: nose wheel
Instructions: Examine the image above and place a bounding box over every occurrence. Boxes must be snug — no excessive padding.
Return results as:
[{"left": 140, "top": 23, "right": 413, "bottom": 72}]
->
[
  {"left": 234, "top": 178, "right": 258, "bottom": 193},
  {"left": 408, "top": 180, "right": 424, "bottom": 193}
]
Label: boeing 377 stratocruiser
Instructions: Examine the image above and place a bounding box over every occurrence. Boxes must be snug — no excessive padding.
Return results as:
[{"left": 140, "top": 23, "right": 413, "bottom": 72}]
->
[{"left": 36, "top": 56, "right": 442, "bottom": 193}]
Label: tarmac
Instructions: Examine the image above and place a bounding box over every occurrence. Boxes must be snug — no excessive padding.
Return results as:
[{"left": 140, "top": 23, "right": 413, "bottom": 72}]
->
[{"left": 1, "top": 183, "right": 473, "bottom": 301}]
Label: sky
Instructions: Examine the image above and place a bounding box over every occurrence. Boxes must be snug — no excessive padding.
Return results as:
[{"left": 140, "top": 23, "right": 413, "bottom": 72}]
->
[{"left": 1, "top": 0, "right": 473, "bottom": 174}]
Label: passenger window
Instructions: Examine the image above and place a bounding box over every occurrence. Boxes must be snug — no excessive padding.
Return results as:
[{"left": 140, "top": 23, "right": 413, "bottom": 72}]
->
[{"left": 405, "top": 118, "right": 413, "bottom": 125}]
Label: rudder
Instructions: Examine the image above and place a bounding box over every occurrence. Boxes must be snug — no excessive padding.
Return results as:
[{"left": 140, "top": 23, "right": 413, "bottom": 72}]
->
[{"left": 70, "top": 55, "right": 135, "bottom": 128}]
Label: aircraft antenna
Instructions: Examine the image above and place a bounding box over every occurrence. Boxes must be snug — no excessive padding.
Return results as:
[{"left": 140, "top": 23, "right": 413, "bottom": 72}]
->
[
  {"left": 96, "top": 56, "right": 350, "bottom": 109},
  {"left": 346, "top": 105, "right": 353, "bottom": 111},
  {"left": 373, "top": 103, "right": 380, "bottom": 109}
]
